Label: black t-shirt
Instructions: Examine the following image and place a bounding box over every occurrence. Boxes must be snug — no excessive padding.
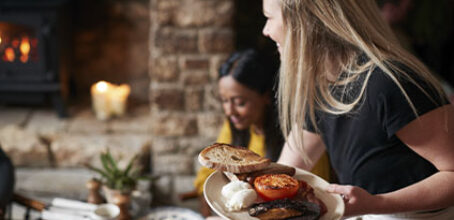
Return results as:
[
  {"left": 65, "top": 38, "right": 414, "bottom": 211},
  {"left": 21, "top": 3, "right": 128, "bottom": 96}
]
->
[{"left": 306, "top": 65, "right": 448, "bottom": 194}]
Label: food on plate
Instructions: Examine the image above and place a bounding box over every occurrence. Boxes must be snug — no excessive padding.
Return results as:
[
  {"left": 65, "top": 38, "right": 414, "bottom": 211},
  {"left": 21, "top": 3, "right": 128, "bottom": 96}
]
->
[
  {"left": 294, "top": 180, "right": 328, "bottom": 215},
  {"left": 248, "top": 198, "right": 321, "bottom": 220},
  {"left": 198, "top": 143, "right": 271, "bottom": 173},
  {"left": 222, "top": 181, "right": 257, "bottom": 211},
  {"left": 198, "top": 143, "right": 328, "bottom": 219},
  {"left": 254, "top": 174, "right": 300, "bottom": 201},
  {"left": 235, "top": 162, "right": 296, "bottom": 185},
  {"left": 226, "top": 189, "right": 257, "bottom": 211},
  {"left": 221, "top": 180, "right": 252, "bottom": 198}
]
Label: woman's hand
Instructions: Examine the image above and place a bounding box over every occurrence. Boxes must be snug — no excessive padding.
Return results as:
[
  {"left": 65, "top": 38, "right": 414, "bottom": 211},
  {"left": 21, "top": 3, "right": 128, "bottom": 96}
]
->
[{"left": 326, "top": 184, "right": 379, "bottom": 217}]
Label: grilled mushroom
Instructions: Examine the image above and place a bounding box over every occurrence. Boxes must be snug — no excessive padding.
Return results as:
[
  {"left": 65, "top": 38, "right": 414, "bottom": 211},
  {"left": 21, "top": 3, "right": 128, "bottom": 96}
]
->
[{"left": 248, "top": 198, "right": 321, "bottom": 220}]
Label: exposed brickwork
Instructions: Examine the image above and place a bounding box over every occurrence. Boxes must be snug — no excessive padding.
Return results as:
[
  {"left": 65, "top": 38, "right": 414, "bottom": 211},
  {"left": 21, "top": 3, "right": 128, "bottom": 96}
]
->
[
  {"left": 199, "top": 29, "right": 235, "bottom": 53},
  {"left": 181, "top": 57, "right": 210, "bottom": 70},
  {"left": 155, "top": 28, "right": 199, "bottom": 54},
  {"left": 182, "top": 71, "right": 210, "bottom": 86},
  {"left": 150, "top": 0, "right": 234, "bottom": 204},
  {"left": 150, "top": 114, "right": 198, "bottom": 137},
  {"left": 152, "top": 56, "right": 179, "bottom": 82},
  {"left": 184, "top": 88, "right": 204, "bottom": 111},
  {"left": 151, "top": 88, "right": 185, "bottom": 111},
  {"left": 155, "top": 0, "right": 233, "bottom": 28}
]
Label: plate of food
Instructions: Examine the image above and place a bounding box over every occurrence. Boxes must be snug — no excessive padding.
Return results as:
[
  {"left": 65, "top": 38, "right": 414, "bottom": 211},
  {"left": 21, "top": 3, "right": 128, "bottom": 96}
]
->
[{"left": 200, "top": 143, "right": 344, "bottom": 220}]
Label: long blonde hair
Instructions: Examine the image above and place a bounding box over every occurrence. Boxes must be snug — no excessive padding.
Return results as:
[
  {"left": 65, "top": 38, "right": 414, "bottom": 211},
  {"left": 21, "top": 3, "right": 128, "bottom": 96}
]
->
[{"left": 278, "top": 0, "right": 446, "bottom": 162}]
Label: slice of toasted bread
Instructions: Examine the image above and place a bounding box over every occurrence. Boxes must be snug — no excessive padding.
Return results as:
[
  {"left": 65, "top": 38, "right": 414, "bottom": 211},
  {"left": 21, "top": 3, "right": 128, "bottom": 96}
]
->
[{"left": 198, "top": 143, "right": 271, "bottom": 173}]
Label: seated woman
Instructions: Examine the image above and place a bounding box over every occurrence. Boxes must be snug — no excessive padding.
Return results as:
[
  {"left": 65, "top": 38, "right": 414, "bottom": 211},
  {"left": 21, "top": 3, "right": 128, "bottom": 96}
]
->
[
  {"left": 0, "top": 147, "right": 15, "bottom": 217},
  {"left": 193, "top": 49, "right": 332, "bottom": 214}
]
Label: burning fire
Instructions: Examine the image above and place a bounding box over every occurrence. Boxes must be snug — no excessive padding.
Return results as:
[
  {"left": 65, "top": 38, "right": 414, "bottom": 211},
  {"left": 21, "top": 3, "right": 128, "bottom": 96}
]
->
[
  {"left": 5, "top": 48, "right": 15, "bottom": 62},
  {"left": 19, "top": 37, "right": 30, "bottom": 63},
  {"left": 1, "top": 35, "right": 36, "bottom": 63}
]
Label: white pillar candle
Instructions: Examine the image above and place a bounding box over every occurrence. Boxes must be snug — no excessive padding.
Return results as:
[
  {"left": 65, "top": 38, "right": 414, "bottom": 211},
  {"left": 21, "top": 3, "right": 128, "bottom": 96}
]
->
[
  {"left": 91, "top": 81, "right": 112, "bottom": 120},
  {"left": 110, "top": 84, "right": 130, "bottom": 116}
]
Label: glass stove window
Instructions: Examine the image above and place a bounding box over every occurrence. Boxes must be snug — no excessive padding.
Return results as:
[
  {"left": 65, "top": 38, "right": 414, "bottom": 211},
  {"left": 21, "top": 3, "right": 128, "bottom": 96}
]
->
[{"left": 0, "top": 22, "right": 39, "bottom": 64}]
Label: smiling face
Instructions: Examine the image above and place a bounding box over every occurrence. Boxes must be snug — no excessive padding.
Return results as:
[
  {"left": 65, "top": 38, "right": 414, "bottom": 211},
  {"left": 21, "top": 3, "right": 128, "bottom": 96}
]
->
[
  {"left": 262, "top": 0, "right": 285, "bottom": 54},
  {"left": 218, "top": 75, "right": 269, "bottom": 131}
]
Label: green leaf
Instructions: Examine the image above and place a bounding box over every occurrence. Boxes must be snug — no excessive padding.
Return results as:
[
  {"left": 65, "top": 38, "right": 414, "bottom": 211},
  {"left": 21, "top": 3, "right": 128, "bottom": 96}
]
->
[
  {"left": 106, "top": 150, "right": 119, "bottom": 172},
  {"left": 100, "top": 152, "right": 113, "bottom": 174},
  {"left": 85, "top": 163, "right": 109, "bottom": 178},
  {"left": 123, "top": 155, "right": 138, "bottom": 176}
]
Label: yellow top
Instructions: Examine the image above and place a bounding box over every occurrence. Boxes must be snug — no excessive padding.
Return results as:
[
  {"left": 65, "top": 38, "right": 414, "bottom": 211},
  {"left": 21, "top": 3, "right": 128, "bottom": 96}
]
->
[{"left": 193, "top": 120, "right": 331, "bottom": 195}]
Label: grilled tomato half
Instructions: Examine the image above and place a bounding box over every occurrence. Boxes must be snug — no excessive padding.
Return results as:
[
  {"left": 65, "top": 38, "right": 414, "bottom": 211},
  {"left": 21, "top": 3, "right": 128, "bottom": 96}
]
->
[{"left": 253, "top": 174, "right": 299, "bottom": 201}]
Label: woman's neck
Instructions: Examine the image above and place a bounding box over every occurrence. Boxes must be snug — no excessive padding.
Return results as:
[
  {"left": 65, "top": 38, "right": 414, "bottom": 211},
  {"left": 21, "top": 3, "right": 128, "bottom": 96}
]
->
[{"left": 252, "top": 123, "right": 265, "bottom": 135}]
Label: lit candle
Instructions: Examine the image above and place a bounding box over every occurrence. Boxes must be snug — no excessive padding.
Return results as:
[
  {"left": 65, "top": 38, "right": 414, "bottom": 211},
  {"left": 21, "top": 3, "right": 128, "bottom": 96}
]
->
[
  {"left": 91, "top": 81, "right": 112, "bottom": 120},
  {"left": 110, "top": 84, "right": 131, "bottom": 116},
  {"left": 91, "top": 81, "right": 131, "bottom": 120}
]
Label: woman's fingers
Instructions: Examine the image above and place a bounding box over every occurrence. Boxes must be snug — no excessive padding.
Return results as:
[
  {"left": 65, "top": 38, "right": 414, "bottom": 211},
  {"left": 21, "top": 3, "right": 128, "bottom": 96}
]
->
[
  {"left": 327, "top": 184, "right": 353, "bottom": 195},
  {"left": 326, "top": 184, "right": 378, "bottom": 217},
  {"left": 326, "top": 184, "right": 355, "bottom": 203}
]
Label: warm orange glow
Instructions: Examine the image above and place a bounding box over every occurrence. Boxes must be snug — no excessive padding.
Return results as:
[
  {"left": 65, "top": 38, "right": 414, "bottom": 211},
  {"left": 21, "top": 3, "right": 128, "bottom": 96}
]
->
[
  {"left": 19, "top": 37, "right": 30, "bottom": 63},
  {"left": 5, "top": 47, "right": 15, "bottom": 62},
  {"left": 95, "top": 81, "right": 109, "bottom": 92},
  {"left": 12, "top": 38, "right": 19, "bottom": 48},
  {"left": 0, "top": 36, "right": 2, "bottom": 45},
  {"left": 20, "top": 55, "right": 28, "bottom": 63},
  {"left": 20, "top": 37, "right": 30, "bottom": 55},
  {"left": 31, "top": 38, "right": 38, "bottom": 47}
]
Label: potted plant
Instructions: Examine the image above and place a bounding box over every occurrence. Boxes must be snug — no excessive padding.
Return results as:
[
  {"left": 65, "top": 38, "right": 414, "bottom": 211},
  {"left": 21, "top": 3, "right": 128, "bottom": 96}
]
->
[{"left": 85, "top": 149, "right": 143, "bottom": 203}]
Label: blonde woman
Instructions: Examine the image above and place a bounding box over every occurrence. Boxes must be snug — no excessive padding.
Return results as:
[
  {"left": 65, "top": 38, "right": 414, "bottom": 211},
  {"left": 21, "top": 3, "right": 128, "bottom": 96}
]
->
[{"left": 262, "top": 0, "right": 454, "bottom": 219}]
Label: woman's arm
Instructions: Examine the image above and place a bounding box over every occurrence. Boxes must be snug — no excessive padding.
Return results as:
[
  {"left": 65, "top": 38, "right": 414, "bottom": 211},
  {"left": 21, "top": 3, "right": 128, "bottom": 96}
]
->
[
  {"left": 328, "top": 104, "right": 454, "bottom": 216},
  {"left": 277, "top": 129, "right": 326, "bottom": 171}
]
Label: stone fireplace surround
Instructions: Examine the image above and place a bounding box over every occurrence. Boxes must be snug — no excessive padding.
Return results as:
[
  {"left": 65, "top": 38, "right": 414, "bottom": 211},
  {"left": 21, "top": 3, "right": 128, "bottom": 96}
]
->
[{"left": 0, "top": 0, "right": 244, "bottom": 213}]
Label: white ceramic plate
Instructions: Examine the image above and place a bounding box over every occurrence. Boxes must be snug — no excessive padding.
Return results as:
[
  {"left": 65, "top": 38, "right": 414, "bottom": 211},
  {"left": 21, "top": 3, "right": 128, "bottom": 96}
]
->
[{"left": 204, "top": 166, "right": 344, "bottom": 220}]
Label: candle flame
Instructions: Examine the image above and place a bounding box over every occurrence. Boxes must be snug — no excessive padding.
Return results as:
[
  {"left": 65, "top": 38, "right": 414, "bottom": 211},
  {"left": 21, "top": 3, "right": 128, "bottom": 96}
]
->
[{"left": 96, "top": 81, "right": 109, "bottom": 92}]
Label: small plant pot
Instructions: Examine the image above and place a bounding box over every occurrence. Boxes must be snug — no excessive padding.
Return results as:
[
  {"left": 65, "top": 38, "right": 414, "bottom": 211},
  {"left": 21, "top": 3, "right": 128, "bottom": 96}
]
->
[{"left": 102, "top": 185, "right": 131, "bottom": 204}]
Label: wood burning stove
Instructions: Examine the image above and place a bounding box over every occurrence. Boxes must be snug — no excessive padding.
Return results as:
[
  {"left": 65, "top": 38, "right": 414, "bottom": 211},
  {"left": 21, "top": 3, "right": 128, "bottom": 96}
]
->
[{"left": 0, "top": 0, "right": 71, "bottom": 117}]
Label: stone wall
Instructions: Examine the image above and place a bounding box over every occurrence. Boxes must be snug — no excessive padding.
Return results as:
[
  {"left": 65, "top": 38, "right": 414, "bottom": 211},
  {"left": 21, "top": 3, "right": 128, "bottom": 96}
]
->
[{"left": 149, "top": 0, "right": 234, "bottom": 204}]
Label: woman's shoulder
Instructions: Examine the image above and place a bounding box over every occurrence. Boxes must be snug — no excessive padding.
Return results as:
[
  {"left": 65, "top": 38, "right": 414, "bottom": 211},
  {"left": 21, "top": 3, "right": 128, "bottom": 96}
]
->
[
  {"left": 366, "top": 63, "right": 431, "bottom": 95},
  {"left": 366, "top": 63, "right": 447, "bottom": 108}
]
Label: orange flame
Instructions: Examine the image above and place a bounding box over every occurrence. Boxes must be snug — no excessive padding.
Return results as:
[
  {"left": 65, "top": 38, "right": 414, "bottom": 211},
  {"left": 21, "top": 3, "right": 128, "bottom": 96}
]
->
[
  {"left": 5, "top": 48, "right": 15, "bottom": 62},
  {"left": 19, "top": 37, "right": 30, "bottom": 63},
  {"left": 20, "top": 37, "right": 30, "bottom": 55}
]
